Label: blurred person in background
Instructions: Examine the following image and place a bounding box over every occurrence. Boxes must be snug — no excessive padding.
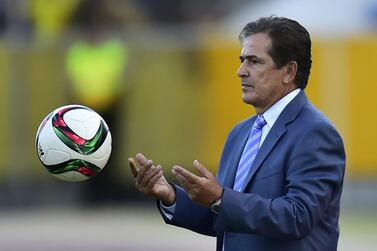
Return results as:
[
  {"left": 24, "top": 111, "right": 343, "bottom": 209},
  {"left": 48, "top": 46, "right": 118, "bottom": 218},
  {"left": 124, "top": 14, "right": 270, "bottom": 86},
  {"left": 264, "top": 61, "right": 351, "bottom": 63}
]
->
[
  {"left": 31, "top": 0, "right": 81, "bottom": 41},
  {"left": 129, "top": 16, "right": 346, "bottom": 251},
  {"left": 66, "top": 0, "right": 129, "bottom": 204}
]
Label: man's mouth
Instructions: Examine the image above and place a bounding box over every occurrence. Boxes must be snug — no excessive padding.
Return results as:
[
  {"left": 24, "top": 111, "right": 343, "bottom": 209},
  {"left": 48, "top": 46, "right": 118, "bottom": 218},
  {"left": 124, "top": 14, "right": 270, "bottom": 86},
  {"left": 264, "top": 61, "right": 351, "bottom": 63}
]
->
[{"left": 241, "top": 83, "right": 253, "bottom": 87}]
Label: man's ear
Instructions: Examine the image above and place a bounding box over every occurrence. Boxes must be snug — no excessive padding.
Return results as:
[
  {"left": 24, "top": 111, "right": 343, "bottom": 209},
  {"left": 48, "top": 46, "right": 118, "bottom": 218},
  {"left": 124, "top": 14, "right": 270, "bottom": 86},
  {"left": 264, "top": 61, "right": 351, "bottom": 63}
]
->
[{"left": 283, "top": 61, "right": 298, "bottom": 84}]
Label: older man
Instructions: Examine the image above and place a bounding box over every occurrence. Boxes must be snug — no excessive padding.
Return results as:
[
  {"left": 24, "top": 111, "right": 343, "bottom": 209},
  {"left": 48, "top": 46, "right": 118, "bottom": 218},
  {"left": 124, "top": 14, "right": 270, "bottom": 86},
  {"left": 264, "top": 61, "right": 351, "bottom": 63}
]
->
[{"left": 129, "top": 16, "right": 346, "bottom": 251}]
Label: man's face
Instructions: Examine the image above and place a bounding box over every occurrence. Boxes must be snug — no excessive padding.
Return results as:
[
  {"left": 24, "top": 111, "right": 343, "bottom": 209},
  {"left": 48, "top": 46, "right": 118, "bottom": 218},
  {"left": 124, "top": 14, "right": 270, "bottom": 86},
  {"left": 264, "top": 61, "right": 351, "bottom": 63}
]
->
[{"left": 237, "top": 33, "right": 291, "bottom": 114}]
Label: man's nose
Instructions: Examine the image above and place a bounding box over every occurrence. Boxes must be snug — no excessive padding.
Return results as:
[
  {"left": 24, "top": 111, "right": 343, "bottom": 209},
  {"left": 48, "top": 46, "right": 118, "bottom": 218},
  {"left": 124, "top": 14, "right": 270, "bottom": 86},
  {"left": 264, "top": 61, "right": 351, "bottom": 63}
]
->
[{"left": 237, "top": 62, "right": 248, "bottom": 77}]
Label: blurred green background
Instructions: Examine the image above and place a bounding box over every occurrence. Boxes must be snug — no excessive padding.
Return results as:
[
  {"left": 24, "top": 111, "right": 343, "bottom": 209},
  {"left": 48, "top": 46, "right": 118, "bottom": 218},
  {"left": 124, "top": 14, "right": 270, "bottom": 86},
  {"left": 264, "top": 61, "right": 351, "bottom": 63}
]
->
[{"left": 0, "top": 0, "right": 376, "bottom": 250}]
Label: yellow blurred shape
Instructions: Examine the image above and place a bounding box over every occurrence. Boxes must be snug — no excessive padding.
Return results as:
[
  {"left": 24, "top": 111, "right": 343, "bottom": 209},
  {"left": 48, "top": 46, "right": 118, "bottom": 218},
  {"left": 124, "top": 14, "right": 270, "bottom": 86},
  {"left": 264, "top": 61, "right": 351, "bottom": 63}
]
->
[
  {"left": 347, "top": 37, "right": 377, "bottom": 176},
  {"left": 66, "top": 39, "right": 127, "bottom": 111},
  {"left": 31, "top": 0, "right": 81, "bottom": 39}
]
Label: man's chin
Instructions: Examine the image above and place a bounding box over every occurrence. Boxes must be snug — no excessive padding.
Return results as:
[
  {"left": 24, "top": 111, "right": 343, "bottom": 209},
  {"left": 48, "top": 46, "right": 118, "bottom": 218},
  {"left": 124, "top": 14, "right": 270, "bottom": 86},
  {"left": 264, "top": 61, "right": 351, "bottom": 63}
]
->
[{"left": 242, "top": 95, "right": 256, "bottom": 106}]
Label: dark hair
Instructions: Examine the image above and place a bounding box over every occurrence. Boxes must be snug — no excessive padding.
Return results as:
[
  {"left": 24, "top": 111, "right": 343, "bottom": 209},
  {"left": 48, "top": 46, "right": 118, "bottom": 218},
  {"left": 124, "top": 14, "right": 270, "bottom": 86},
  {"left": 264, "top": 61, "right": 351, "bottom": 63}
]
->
[{"left": 239, "top": 16, "right": 312, "bottom": 89}]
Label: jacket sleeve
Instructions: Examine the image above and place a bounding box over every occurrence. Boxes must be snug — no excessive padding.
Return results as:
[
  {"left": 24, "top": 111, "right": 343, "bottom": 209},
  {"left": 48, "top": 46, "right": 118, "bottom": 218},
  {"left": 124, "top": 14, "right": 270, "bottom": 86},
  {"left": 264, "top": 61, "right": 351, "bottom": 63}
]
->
[
  {"left": 157, "top": 185, "right": 217, "bottom": 237},
  {"left": 214, "top": 122, "right": 346, "bottom": 239}
]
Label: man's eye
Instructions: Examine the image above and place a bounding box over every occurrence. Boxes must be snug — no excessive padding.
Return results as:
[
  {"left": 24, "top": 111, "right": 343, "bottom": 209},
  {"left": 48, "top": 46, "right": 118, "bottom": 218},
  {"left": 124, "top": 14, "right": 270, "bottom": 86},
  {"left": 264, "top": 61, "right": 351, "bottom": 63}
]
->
[{"left": 239, "top": 56, "right": 261, "bottom": 64}]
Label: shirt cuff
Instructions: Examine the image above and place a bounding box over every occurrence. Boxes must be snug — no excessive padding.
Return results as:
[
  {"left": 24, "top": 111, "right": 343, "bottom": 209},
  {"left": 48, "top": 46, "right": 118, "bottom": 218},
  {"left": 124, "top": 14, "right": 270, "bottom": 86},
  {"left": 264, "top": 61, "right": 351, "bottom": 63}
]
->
[{"left": 159, "top": 201, "right": 176, "bottom": 220}]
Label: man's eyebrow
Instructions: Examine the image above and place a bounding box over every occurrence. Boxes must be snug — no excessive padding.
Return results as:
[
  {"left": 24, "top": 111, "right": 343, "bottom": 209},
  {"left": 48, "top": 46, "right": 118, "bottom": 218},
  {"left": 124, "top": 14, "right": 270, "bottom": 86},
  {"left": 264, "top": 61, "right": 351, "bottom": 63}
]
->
[{"left": 239, "top": 55, "right": 260, "bottom": 62}]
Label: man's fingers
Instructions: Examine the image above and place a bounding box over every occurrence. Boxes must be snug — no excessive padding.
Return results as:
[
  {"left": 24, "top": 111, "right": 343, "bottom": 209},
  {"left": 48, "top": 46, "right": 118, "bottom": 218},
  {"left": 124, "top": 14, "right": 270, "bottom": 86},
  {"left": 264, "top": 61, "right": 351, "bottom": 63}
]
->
[
  {"left": 128, "top": 158, "right": 138, "bottom": 178},
  {"left": 140, "top": 165, "right": 161, "bottom": 188},
  {"left": 135, "top": 153, "right": 149, "bottom": 166},
  {"left": 172, "top": 165, "right": 199, "bottom": 183},
  {"left": 145, "top": 167, "right": 163, "bottom": 190},
  {"left": 136, "top": 159, "right": 154, "bottom": 185},
  {"left": 172, "top": 168, "right": 187, "bottom": 187},
  {"left": 193, "top": 160, "right": 213, "bottom": 179}
]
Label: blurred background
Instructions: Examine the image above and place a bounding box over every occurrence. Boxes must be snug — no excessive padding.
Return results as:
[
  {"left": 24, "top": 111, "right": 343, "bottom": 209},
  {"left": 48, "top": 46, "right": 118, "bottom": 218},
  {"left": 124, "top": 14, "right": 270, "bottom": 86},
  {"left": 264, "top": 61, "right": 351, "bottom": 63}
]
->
[{"left": 0, "top": 0, "right": 376, "bottom": 250}]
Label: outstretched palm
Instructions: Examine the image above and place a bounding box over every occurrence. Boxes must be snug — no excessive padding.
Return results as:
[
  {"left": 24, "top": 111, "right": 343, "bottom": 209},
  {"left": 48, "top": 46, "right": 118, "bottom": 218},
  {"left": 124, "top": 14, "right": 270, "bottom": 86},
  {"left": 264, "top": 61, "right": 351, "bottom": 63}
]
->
[{"left": 129, "top": 153, "right": 176, "bottom": 205}]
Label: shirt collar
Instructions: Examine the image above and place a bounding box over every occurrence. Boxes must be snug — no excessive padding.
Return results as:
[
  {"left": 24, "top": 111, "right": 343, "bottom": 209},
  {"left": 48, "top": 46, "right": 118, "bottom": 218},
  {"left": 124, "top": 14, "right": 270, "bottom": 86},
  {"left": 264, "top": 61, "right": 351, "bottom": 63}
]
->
[{"left": 262, "top": 88, "right": 301, "bottom": 128}]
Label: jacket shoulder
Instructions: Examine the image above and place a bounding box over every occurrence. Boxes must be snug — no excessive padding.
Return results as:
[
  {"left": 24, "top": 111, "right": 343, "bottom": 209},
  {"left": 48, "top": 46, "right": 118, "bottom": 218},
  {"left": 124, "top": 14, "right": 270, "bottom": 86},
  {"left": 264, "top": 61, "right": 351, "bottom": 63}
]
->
[
  {"left": 228, "top": 116, "right": 255, "bottom": 136},
  {"left": 299, "top": 102, "right": 340, "bottom": 131}
]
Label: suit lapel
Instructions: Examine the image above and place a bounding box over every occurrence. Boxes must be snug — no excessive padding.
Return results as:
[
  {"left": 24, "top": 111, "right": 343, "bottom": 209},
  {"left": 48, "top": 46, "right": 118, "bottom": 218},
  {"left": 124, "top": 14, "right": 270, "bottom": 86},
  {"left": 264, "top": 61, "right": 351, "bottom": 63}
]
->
[
  {"left": 223, "top": 117, "right": 256, "bottom": 188},
  {"left": 240, "top": 124, "right": 286, "bottom": 192},
  {"left": 241, "top": 91, "right": 309, "bottom": 192}
]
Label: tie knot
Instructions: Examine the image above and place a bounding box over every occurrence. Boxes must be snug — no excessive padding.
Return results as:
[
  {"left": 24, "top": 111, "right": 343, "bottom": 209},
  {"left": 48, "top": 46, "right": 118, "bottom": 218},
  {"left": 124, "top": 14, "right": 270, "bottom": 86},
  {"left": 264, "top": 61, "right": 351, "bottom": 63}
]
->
[{"left": 254, "top": 115, "right": 267, "bottom": 130}]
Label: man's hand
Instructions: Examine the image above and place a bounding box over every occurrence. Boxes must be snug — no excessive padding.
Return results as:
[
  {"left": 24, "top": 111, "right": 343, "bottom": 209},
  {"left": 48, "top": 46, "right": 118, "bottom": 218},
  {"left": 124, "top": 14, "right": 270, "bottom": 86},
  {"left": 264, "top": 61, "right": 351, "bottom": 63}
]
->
[
  {"left": 129, "top": 153, "right": 176, "bottom": 205},
  {"left": 172, "top": 160, "right": 223, "bottom": 207}
]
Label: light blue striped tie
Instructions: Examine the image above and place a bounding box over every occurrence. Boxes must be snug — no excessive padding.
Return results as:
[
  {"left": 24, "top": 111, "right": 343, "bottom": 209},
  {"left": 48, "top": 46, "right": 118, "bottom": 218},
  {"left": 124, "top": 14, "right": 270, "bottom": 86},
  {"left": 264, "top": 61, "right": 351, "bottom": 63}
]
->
[{"left": 233, "top": 115, "right": 267, "bottom": 192}]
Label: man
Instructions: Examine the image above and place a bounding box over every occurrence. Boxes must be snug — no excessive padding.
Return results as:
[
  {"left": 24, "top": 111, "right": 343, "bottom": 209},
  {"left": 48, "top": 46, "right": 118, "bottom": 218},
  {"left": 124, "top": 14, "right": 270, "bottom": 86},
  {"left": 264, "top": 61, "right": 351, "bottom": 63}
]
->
[{"left": 129, "top": 16, "right": 346, "bottom": 251}]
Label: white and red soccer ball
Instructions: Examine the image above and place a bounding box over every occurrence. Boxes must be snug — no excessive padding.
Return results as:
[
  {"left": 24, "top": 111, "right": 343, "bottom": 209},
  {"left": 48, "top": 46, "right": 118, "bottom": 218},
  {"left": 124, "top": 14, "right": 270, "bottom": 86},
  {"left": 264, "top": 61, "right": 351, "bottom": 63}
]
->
[{"left": 35, "top": 105, "right": 112, "bottom": 182}]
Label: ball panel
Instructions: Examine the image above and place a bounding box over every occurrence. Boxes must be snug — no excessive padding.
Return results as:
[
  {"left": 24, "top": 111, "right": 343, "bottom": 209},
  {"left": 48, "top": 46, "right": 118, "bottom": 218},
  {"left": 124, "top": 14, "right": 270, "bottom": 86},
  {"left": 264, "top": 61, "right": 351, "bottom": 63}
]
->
[
  {"left": 79, "top": 120, "right": 109, "bottom": 154},
  {"left": 52, "top": 108, "right": 86, "bottom": 147},
  {"left": 63, "top": 107, "right": 97, "bottom": 122},
  {"left": 52, "top": 127, "right": 83, "bottom": 153},
  {"left": 45, "top": 159, "right": 101, "bottom": 178},
  {"left": 36, "top": 126, "right": 50, "bottom": 163},
  {"left": 35, "top": 112, "right": 52, "bottom": 144},
  {"left": 68, "top": 132, "right": 111, "bottom": 169},
  {"left": 83, "top": 117, "right": 102, "bottom": 139},
  {"left": 88, "top": 133, "right": 112, "bottom": 168},
  {"left": 62, "top": 117, "right": 87, "bottom": 140},
  {"left": 52, "top": 107, "right": 110, "bottom": 155},
  {"left": 35, "top": 112, "right": 53, "bottom": 162},
  {"left": 53, "top": 171, "right": 89, "bottom": 182},
  {"left": 64, "top": 109, "right": 101, "bottom": 140},
  {"left": 44, "top": 149, "right": 70, "bottom": 165}
]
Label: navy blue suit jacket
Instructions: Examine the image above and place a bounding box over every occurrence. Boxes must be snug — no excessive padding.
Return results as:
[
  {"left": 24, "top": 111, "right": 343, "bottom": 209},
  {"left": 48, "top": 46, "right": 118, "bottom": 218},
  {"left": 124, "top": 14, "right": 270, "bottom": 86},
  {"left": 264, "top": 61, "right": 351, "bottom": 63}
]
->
[{"left": 158, "top": 91, "right": 346, "bottom": 251}]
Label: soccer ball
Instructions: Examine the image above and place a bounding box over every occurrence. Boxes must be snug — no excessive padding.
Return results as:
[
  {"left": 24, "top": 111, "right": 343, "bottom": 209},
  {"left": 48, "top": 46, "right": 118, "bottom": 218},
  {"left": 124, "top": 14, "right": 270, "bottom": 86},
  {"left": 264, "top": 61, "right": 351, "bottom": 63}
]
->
[{"left": 35, "top": 105, "right": 112, "bottom": 182}]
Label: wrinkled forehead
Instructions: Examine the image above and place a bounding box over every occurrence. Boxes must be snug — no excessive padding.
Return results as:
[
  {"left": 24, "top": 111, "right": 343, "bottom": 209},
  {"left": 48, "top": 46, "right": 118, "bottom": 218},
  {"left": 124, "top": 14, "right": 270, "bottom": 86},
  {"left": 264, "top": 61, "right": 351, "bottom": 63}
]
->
[{"left": 240, "top": 33, "right": 272, "bottom": 56}]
